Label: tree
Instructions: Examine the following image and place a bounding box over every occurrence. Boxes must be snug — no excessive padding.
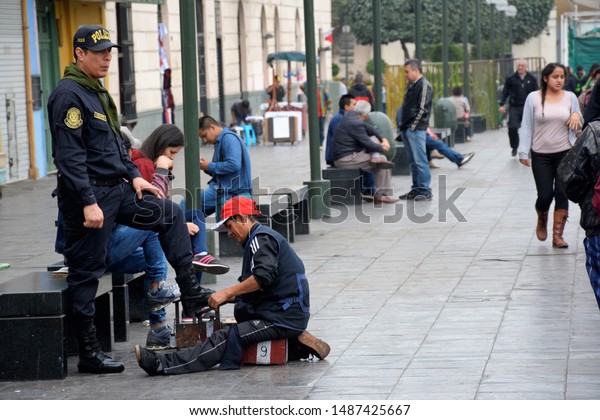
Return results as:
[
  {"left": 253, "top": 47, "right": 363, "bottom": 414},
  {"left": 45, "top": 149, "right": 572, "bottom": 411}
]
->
[
  {"left": 366, "top": 58, "right": 388, "bottom": 75},
  {"left": 345, "top": 0, "right": 554, "bottom": 59}
]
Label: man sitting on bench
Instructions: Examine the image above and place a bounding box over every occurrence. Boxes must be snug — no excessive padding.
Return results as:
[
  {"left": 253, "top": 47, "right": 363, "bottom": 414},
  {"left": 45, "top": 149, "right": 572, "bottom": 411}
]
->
[
  {"left": 331, "top": 100, "right": 399, "bottom": 204},
  {"left": 135, "top": 196, "right": 330, "bottom": 375}
]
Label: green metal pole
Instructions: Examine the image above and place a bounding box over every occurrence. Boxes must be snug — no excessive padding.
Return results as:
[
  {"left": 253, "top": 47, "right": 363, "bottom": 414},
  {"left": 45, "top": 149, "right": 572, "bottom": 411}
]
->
[
  {"left": 303, "top": 0, "right": 330, "bottom": 218},
  {"left": 415, "top": 0, "right": 422, "bottom": 60},
  {"left": 462, "top": 0, "right": 469, "bottom": 100},
  {"left": 499, "top": 11, "right": 505, "bottom": 59},
  {"left": 476, "top": 0, "right": 482, "bottom": 60},
  {"left": 373, "top": 0, "right": 382, "bottom": 112},
  {"left": 442, "top": 0, "right": 449, "bottom": 97},
  {"left": 490, "top": 6, "right": 495, "bottom": 60},
  {"left": 179, "top": 0, "right": 200, "bottom": 210}
]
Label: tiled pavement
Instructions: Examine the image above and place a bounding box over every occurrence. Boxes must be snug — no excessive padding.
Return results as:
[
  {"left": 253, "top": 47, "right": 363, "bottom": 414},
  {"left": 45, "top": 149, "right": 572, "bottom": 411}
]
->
[{"left": 1, "top": 127, "right": 599, "bottom": 400}]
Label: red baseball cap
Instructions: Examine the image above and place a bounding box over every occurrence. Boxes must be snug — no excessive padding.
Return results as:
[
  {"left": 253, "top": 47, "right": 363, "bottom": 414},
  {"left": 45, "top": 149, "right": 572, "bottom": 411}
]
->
[{"left": 212, "top": 196, "right": 262, "bottom": 232}]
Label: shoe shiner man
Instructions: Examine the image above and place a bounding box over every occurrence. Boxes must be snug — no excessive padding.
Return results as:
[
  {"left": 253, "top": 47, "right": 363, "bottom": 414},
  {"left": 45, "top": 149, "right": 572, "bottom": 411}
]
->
[
  {"left": 48, "top": 25, "right": 213, "bottom": 374},
  {"left": 135, "top": 196, "right": 330, "bottom": 375}
]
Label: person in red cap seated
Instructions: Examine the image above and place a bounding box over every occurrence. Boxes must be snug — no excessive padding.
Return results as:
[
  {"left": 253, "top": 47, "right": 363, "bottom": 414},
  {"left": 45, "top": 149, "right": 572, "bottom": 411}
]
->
[{"left": 134, "top": 196, "right": 330, "bottom": 375}]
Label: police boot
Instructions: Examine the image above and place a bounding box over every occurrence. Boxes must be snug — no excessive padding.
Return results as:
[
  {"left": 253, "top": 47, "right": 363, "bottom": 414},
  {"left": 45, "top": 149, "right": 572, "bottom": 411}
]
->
[
  {"left": 552, "top": 209, "right": 569, "bottom": 249},
  {"left": 77, "top": 322, "right": 124, "bottom": 374},
  {"left": 536, "top": 209, "right": 548, "bottom": 241},
  {"left": 176, "top": 268, "right": 215, "bottom": 315}
]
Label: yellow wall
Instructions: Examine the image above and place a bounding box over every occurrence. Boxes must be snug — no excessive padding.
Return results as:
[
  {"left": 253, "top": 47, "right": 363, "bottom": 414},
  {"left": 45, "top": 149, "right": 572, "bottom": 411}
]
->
[{"left": 53, "top": 1, "right": 106, "bottom": 74}]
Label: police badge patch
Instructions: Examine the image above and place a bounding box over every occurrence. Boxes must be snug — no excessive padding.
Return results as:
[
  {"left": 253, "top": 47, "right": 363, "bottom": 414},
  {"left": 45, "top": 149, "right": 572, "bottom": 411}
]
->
[{"left": 65, "top": 107, "right": 83, "bottom": 129}]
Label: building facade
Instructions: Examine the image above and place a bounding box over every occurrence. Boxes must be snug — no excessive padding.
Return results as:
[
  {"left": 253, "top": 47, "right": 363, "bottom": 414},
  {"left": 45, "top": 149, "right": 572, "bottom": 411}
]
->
[{"left": 0, "top": 0, "right": 332, "bottom": 183}]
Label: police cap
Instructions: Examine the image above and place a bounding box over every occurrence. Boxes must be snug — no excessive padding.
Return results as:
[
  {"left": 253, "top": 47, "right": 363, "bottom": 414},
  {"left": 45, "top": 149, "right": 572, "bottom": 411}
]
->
[{"left": 73, "top": 25, "right": 120, "bottom": 52}]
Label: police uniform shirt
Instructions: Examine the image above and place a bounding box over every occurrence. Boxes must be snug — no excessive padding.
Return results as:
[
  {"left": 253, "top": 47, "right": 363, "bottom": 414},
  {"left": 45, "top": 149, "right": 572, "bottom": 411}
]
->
[{"left": 48, "top": 78, "right": 141, "bottom": 205}]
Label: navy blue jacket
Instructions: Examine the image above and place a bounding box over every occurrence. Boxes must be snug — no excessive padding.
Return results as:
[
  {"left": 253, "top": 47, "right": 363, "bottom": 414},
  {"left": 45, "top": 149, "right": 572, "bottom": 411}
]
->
[
  {"left": 48, "top": 78, "right": 140, "bottom": 205},
  {"left": 331, "top": 111, "right": 385, "bottom": 162},
  {"left": 234, "top": 224, "right": 310, "bottom": 332}
]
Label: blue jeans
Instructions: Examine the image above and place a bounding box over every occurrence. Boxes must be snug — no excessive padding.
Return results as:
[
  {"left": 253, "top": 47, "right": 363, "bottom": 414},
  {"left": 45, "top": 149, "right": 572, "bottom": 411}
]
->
[
  {"left": 426, "top": 134, "right": 463, "bottom": 165},
  {"left": 201, "top": 186, "right": 218, "bottom": 217},
  {"left": 402, "top": 129, "right": 431, "bottom": 195},
  {"left": 584, "top": 235, "right": 600, "bottom": 311},
  {"left": 184, "top": 208, "right": 207, "bottom": 283},
  {"left": 106, "top": 225, "right": 168, "bottom": 325}
]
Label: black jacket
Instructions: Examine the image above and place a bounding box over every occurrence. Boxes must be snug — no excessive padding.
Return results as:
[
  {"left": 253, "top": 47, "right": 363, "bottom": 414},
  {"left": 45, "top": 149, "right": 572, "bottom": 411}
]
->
[
  {"left": 500, "top": 72, "right": 538, "bottom": 108},
  {"left": 399, "top": 76, "right": 433, "bottom": 132},
  {"left": 557, "top": 120, "right": 600, "bottom": 237},
  {"left": 331, "top": 111, "right": 385, "bottom": 162}
]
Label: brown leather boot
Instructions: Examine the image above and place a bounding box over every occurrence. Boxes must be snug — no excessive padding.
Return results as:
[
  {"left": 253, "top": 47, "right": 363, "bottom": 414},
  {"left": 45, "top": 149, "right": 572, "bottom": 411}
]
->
[
  {"left": 552, "top": 209, "right": 569, "bottom": 248},
  {"left": 536, "top": 209, "right": 548, "bottom": 241}
]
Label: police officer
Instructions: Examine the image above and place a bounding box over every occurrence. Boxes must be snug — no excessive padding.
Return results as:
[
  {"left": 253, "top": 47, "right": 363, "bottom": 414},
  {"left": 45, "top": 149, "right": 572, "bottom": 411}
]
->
[
  {"left": 134, "top": 196, "right": 331, "bottom": 376},
  {"left": 48, "top": 25, "right": 213, "bottom": 374}
]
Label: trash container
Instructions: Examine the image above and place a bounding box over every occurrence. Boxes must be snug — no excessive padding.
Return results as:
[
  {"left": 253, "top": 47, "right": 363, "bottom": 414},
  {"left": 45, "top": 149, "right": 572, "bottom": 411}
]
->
[
  {"left": 366, "top": 111, "right": 396, "bottom": 162},
  {"left": 434, "top": 98, "right": 458, "bottom": 147}
]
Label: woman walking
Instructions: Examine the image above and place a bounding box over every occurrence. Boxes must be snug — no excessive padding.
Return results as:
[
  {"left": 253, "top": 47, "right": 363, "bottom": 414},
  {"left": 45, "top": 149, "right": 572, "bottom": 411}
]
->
[{"left": 518, "top": 63, "right": 582, "bottom": 248}]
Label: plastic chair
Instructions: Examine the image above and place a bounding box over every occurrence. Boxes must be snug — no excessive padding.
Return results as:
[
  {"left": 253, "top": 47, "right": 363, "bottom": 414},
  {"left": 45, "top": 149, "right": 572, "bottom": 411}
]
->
[{"left": 243, "top": 124, "right": 257, "bottom": 147}]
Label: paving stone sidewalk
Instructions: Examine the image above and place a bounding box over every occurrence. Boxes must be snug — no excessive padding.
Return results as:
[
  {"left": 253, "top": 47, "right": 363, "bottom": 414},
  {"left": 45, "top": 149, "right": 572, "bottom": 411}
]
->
[{"left": 1, "top": 128, "right": 599, "bottom": 400}]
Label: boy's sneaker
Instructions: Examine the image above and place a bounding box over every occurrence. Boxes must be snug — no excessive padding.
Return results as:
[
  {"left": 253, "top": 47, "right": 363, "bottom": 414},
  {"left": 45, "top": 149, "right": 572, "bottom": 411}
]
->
[
  {"left": 145, "top": 325, "right": 174, "bottom": 350},
  {"left": 297, "top": 331, "right": 331, "bottom": 360},
  {"left": 192, "top": 253, "right": 230, "bottom": 275},
  {"left": 147, "top": 282, "right": 181, "bottom": 312},
  {"left": 134, "top": 345, "right": 163, "bottom": 376}
]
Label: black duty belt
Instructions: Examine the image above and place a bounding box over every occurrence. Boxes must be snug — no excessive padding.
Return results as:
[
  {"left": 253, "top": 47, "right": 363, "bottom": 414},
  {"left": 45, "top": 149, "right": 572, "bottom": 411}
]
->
[{"left": 89, "top": 177, "right": 122, "bottom": 186}]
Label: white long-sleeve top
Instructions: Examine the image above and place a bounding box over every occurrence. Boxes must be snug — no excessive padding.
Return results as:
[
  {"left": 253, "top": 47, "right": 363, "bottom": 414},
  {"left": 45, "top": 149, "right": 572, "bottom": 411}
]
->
[{"left": 518, "top": 90, "right": 580, "bottom": 160}]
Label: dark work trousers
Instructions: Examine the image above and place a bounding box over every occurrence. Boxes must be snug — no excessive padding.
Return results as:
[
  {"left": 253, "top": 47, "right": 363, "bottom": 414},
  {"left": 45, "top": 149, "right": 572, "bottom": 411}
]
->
[
  {"left": 508, "top": 105, "right": 524, "bottom": 150},
  {"left": 159, "top": 319, "right": 299, "bottom": 375},
  {"left": 58, "top": 180, "right": 192, "bottom": 326},
  {"left": 531, "top": 150, "right": 570, "bottom": 213}
]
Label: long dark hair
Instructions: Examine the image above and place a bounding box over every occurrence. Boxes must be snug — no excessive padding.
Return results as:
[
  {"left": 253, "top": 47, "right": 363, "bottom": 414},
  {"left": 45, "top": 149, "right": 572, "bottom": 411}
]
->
[
  {"left": 140, "top": 124, "right": 184, "bottom": 161},
  {"left": 540, "top": 63, "right": 567, "bottom": 117}
]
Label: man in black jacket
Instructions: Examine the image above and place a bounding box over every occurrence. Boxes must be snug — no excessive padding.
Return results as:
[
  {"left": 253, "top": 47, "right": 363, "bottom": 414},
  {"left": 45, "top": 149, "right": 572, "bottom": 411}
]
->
[
  {"left": 398, "top": 59, "right": 434, "bottom": 201},
  {"left": 499, "top": 59, "right": 538, "bottom": 157}
]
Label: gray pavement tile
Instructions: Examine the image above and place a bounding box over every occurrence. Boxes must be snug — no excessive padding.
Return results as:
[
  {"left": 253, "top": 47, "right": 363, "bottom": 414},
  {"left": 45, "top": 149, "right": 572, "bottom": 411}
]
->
[
  {"left": 2, "top": 129, "right": 600, "bottom": 400},
  {"left": 476, "top": 392, "right": 565, "bottom": 400}
]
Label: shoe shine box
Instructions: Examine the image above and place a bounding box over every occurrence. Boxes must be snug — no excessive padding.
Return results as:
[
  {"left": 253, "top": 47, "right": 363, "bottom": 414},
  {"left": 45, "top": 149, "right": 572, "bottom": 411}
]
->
[
  {"left": 242, "top": 339, "right": 288, "bottom": 365},
  {"left": 174, "top": 308, "right": 220, "bottom": 349}
]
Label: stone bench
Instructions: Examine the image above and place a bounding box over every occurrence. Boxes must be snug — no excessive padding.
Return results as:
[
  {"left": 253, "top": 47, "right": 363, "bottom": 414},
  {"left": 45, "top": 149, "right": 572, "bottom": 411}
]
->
[
  {"left": 322, "top": 167, "right": 363, "bottom": 205},
  {"left": 0, "top": 271, "right": 113, "bottom": 380}
]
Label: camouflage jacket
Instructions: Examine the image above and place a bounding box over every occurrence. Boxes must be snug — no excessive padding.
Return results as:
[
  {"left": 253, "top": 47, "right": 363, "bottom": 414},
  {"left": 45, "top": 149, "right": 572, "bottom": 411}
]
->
[{"left": 557, "top": 121, "right": 600, "bottom": 237}]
